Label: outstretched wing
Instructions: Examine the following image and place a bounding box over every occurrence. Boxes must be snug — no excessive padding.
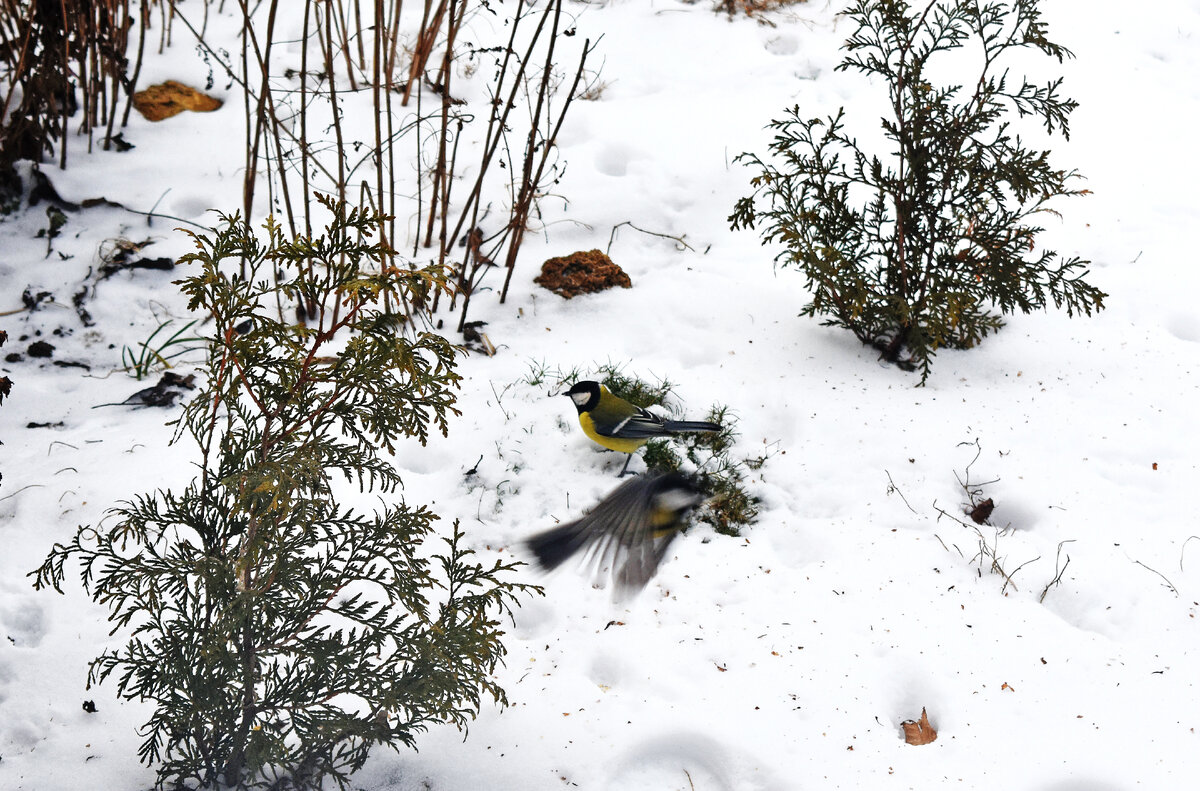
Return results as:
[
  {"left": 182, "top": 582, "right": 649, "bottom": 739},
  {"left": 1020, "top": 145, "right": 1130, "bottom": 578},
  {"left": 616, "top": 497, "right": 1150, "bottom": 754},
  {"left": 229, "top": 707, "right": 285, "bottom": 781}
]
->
[{"left": 526, "top": 474, "right": 699, "bottom": 591}]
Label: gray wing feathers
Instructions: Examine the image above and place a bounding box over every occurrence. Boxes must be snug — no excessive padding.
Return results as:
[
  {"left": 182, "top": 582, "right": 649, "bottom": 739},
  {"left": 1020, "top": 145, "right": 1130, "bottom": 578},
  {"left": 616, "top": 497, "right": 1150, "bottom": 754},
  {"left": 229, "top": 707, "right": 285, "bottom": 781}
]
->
[
  {"left": 598, "top": 407, "right": 720, "bottom": 439},
  {"left": 660, "top": 419, "right": 721, "bottom": 433},
  {"left": 526, "top": 475, "right": 679, "bottom": 591}
]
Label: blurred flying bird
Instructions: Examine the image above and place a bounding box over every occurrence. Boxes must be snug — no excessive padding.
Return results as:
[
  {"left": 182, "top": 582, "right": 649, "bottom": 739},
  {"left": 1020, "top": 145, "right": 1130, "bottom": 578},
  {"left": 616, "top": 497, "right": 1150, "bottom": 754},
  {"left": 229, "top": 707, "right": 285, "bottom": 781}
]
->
[{"left": 526, "top": 472, "right": 703, "bottom": 591}]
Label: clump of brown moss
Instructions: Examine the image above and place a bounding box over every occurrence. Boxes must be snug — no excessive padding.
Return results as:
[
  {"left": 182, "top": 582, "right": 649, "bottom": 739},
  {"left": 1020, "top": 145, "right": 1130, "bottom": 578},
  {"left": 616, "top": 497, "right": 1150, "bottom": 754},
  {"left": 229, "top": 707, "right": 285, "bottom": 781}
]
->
[{"left": 534, "top": 249, "right": 631, "bottom": 298}]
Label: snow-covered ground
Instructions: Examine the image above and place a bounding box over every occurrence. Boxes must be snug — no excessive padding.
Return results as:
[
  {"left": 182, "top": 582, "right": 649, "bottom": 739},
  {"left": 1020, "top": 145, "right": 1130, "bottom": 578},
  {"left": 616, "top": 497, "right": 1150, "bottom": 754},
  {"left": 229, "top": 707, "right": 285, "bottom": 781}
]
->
[{"left": 2, "top": 1, "right": 1199, "bottom": 789}]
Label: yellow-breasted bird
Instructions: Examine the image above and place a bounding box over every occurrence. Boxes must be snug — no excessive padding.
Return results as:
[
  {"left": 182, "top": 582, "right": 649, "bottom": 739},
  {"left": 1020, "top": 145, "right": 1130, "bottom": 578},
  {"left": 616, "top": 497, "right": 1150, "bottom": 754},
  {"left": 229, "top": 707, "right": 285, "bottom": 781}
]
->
[
  {"left": 526, "top": 472, "right": 703, "bottom": 591},
  {"left": 564, "top": 380, "right": 722, "bottom": 476}
]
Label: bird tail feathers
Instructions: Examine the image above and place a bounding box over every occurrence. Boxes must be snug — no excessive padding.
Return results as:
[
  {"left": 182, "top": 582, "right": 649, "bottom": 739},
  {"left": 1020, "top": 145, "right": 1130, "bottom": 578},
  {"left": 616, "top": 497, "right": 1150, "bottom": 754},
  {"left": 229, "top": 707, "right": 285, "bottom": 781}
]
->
[
  {"left": 526, "top": 522, "right": 590, "bottom": 571},
  {"left": 661, "top": 419, "right": 721, "bottom": 433}
]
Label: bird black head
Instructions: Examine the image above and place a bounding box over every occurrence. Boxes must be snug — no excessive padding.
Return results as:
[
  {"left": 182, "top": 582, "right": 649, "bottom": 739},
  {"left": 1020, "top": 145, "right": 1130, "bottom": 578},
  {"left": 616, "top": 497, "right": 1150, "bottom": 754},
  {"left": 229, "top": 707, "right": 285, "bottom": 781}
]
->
[
  {"left": 651, "top": 473, "right": 705, "bottom": 517},
  {"left": 564, "top": 380, "right": 601, "bottom": 413}
]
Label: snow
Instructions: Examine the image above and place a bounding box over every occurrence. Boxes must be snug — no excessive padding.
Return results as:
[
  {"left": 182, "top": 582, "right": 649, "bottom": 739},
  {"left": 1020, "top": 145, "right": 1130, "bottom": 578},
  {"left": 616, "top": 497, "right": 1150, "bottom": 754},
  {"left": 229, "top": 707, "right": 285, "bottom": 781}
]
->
[{"left": 2, "top": 1, "right": 1199, "bottom": 789}]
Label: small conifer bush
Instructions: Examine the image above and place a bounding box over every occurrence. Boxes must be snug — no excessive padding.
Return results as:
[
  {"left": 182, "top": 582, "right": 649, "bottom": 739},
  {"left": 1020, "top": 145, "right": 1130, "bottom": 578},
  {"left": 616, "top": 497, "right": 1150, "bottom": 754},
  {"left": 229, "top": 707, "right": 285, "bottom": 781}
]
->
[
  {"left": 33, "top": 198, "right": 537, "bottom": 790},
  {"left": 730, "top": 0, "right": 1106, "bottom": 383}
]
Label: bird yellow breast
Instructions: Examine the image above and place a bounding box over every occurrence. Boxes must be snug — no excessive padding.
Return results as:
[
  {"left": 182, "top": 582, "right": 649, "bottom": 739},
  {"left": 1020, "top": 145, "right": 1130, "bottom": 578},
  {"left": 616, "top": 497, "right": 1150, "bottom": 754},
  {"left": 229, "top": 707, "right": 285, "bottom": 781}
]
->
[{"left": 579, "top": 413, "right": 647, "bottom": 454}]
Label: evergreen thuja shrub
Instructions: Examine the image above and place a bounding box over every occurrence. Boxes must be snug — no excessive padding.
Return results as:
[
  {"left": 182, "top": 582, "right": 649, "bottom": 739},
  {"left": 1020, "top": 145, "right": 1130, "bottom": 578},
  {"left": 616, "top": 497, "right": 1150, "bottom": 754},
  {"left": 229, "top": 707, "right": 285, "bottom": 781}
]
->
[
  {"left": 730, "top": 0, "right": 1106, "bottom": 383},
  {"left": 33, "top": 197, "right": 537, "bottom": 790}
]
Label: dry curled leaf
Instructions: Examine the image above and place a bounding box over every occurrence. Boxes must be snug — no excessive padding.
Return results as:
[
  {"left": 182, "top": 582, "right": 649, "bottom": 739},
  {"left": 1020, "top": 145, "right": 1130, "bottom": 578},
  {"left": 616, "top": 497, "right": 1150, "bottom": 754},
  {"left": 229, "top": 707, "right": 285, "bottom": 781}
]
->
[
  {"left": 901, "top": 707, "right": 937, "bottom": 746},
  {"left": 132, "top": 81, "right": 223, "bottom": 121}
]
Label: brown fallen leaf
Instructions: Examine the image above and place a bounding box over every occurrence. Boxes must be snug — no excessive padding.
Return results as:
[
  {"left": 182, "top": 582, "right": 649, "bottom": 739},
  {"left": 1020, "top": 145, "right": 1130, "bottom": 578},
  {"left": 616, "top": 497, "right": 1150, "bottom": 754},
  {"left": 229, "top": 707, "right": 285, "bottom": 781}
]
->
[
  {"left": 901, "top": 707, "right": 937, "bottom": 746},
  {"left": 133, "top": 81, "right": 223, "bottom": 122}
]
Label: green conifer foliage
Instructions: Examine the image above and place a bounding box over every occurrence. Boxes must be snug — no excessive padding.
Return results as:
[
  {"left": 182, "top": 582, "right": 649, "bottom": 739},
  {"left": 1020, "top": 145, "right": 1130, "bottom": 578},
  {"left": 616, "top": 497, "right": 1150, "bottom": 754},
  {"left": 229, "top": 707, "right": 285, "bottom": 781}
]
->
[
  {"left": 730, "top": 0, "right": 1106, "bottom": 383},
  {"left": 33, "top": 197, "right": 538, "bottom": 789}
]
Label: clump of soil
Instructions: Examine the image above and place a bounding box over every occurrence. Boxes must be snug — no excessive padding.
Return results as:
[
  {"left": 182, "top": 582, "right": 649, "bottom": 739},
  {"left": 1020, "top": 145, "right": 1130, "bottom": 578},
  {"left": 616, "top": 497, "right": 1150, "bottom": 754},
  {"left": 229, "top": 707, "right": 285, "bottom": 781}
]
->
[
  {"left": 133, "top": 81, "right": 223, "bottom": 122},
  {"left": 534, "top": 249, "right": 631, "bottom": 298},
  {"left": 27, "top": 340, "right": 55, "bottom": 358}
]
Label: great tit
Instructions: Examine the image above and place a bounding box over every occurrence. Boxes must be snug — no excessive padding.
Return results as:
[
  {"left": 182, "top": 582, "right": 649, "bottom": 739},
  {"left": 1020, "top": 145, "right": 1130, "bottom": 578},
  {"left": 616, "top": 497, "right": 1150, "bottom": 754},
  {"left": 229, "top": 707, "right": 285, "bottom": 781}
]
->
[
  {"left": 564, "top": 380, "right": 722, "bottom": 476},
  {"left": 526, "top": 472, "right": 703, "bottom": 591}
]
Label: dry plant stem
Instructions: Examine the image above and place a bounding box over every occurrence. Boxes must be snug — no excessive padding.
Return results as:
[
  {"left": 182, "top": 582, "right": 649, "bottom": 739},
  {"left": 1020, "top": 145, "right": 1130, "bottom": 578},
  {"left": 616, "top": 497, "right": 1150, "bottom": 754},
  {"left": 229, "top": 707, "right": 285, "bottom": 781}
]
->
[
  {"left": 164, "top": 0, "right": 175, "bottom": 51},
  {"left": 434, "top": 117, "right": 464, "bottom": 310},
  {"left": 242, "top": 0, "right": 301, "bottom": 239},
  {"left": 239, "top": 4, "right": 252, "bottom": 245},
  {"left": 1182, "top": 535, "right": 1200, "bottom": 571},
  {"left": 352, "top": 0, "right": 367, "bottom": 71},
  {"left": 57, "top": 4, "right": 69, "bottom": 169},
  {"left": 1039, "top": 539, "right": 1074, "bottom": 603},
  {"left": 884, "top": 469, "right": 918, "bottom": 514},
  {"left": 1133, "top": 559, "right": 1179, "bottom": 596},
  {"left": 446, "top": 0, "right": 593, "bottom": 329},
  {"left": 497, "top": 0, "right": 567, "bottom": 302},
  {"left": 451, "top": 0, "right": 560, "bottom": 328},
  {"left": 447, "top": 0, "right": 542, "bottom": 252},
  {"left": 425, "top": 0, "right": 467, "bottom": 314},
  {"left": 385, "top": 0, "right": 401, "bottom": 249},
  {"left": 1001, "top": 555, "right": 1038, "bottom": 595},
  {"left": 403, "top": 0, "right": 450, "bottom": 106},
  {"left": 365, "top": 0, "right": 399, "bottom": 319},
  {"left": 606, "top": 220, "right": 696, "bottom": 256},
  {"left": 170, "top": 3, "right": 336, "bottom": 242},
  {"left": 105, "top": 2, "right": 134, "bottom": 144},
  {"left": 434, "top": 130, "right": 461, "bottom": 310},
  {"left": 0, "top": 2, "right": 36, "bottom": 133},
  {"left": 120, "top": 0, "right": 149, "bottom": 127},
  {"left": 444, "top": 0, "right": 534, "bottom": 313},
  {"left": 372, "top": 0, "right": 386, "bottom": 255},
  {"left": 385, "top": 0, "right": 403, "bottom": 75},
  {"left": 411, "top": 43, "right": 426, "bottom": 258},
  {"left": 933, "top": 501, "right": 1025, "bottom": 593},
  {"left": 238, "top": 0, "right": 281, "bottom": 237},
  {"left": 955, "top": 438, "right": 999, "bottom": 508},
  {"left": 119, "top": 0, "right": 586, "bottom": 337},
  {"left": 321, "top": 0, "right": 348, "bottom": 209},
  {"left": 166, "top": 8, "right": 250, "bottom": 94},
  {"left": 1, "top": 1, "right": 139, "bottom": 168},
  {"left": 78, "top": 11, "right": 92, "bottom": 151},
  {"left": 333, "top": 0, "right": 359, "bottom": 91},
  {"left": 324, "top": 0, "right": 347, "bottom": 330},
  {"left": 498, "top": 26, "right": 591, "bottom": 303},
  {"left": 156, "top": 0, "right": 166, "bottom": 53},
  {"left": 421, "top": 7, "right": 449, "bottom": 249},
  {"left": 264, "top": 87, "right": 298, "bottom": 239},
  {"left": 423, "top": 0, "right": 465, "bottom": 253},
  {"left": 301, "top": 1, "right": 313, "bottom": 238}
]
